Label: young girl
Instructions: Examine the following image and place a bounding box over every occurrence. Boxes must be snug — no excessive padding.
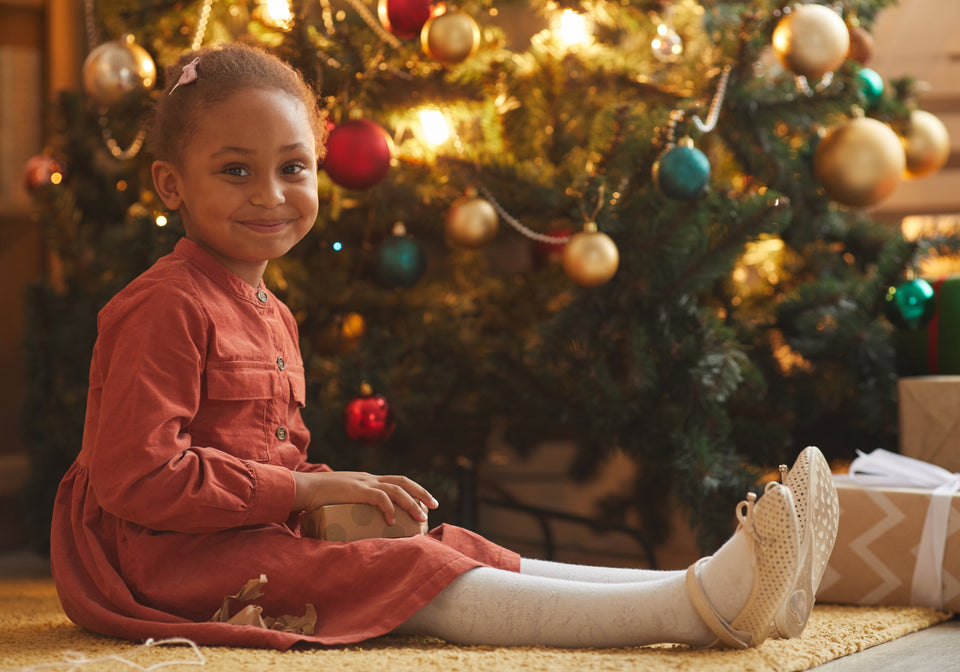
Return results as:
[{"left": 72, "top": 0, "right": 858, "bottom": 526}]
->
[{"left": 50, "top": 43, "right": 838, "bottom": 651}]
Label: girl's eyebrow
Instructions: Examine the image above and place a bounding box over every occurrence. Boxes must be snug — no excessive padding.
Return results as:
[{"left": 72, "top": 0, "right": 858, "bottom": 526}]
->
[
  {"left": 210, "top": 146, "right": 253, "bottom": 157},
  {"left": 211, "top": 143, "right": 310, "bottom": 158}
]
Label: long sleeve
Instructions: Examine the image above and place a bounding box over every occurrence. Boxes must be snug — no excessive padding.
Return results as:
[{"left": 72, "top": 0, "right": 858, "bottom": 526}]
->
[{"left": 85, "top": 276, "right": 297, "bottom": 533}]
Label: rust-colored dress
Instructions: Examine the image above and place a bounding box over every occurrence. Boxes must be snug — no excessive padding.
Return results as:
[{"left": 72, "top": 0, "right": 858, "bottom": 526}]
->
[{"left": 50, "top": 238, "right": 519, "bottom": 649}]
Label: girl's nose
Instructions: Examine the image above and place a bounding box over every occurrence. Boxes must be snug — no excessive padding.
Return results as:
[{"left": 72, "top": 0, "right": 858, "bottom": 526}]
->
[{"left": 251, "top": 176, "right": 285, "bottom": 207}]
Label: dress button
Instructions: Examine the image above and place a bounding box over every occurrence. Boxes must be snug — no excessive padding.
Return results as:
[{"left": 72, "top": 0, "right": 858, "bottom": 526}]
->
[
  {"left": 277, "top": 356, "right": 285, "bottom": 371},
  {"left": 275, "top": 426, "right": 287, "bottom": 440},
  {"left": 256, "top": 289, "right": 269, "bottom": 303}
]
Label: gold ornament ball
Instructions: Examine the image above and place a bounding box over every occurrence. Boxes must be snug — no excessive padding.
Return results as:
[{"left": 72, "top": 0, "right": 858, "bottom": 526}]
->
[
  {"left": 903, "top": 110, "right": 951, "bottom": 179},
  {"left": 813, "top": 117, "right": 905, "bottom": 208},
  {"left": 341, "top": 312, "right": 366, "bottom": 341},
  {"left": 82, "top": 35, "right": 156, "bottom": 107},
  {"left": 772, "top": 5, "right": 849, "bottom": 80},
  {"left": 446, "top": 195, "right": 498, "bottom": 248},
  {"left": 421, "top": 11, "right": 480, "bottom": 65},
  {"left": 562, "top": 226, "right": 619, "bottom": 287}
]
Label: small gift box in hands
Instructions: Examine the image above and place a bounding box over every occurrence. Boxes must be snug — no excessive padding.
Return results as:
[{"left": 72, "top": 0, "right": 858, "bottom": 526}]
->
[{"left": 301, "top": 503, "right": 428, "bottom": 541}]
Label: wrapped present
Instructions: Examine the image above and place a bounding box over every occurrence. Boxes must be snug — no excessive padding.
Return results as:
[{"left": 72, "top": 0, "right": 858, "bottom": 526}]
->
[
  {"left": 899, "top": 376, "right": 960, "bottom": 472},
  {"left": 895, "top": 275, "right": 960, "bottom": 375},
  {"left": 816, "top": 449, "right": 960, "bottom": 610},
  {"left": 300, "top": 503, "right": 428, "bottom": 541}
]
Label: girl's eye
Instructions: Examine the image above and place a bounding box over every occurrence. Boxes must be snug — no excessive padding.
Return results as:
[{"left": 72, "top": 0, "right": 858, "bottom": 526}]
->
[
  {"left": 223, "top": 166, "right": 250, "bottom": 177},
  {"left": 282, "top": 162, "right": 307, "bottom": 176}
]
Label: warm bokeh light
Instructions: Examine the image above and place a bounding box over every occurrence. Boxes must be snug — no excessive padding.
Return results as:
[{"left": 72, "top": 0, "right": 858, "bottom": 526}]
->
[
  {"left": 419, "top": 108, "right": 451, "bottom": 146},
  {"left": 556, "top": 10, "right": 590, "bottom": 47},
  {"left": 902, "top": 214, "right": 960, "bottom": 276},
  {"left": 155, "top": 214, "right": 168, "bottom": 227},
  {"left": 731, "top": 235, "right": 789, "bottom": 297},
  {"left": 260, "top": 0, "right": 294, "bottom": 30}
]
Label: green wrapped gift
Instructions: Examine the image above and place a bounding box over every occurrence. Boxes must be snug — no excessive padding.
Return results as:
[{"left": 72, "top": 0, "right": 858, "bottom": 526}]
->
[{"left": 895, "top": 276, "right": 960, "bottom": 375}]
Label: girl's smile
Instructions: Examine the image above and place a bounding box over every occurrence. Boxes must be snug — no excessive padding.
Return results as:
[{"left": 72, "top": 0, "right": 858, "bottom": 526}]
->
[{"left": 152, "top": 87, "right": 320, "bottom": 286}]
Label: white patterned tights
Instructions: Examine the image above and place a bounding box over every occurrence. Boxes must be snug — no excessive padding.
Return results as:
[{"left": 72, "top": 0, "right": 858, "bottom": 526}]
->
[{"left": 393, "top": 530, "right": 757, "bottom": 648}]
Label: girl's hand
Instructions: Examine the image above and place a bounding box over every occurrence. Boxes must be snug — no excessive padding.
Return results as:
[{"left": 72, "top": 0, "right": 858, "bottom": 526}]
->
[{"left": 291, "top": 470, "right": 439, "bottom": 526}]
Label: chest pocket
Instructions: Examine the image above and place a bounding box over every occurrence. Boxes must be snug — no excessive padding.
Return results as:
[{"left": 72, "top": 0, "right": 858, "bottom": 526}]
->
[
  {"left": 206, "top": 363, "right": 279, "bottom": 400},
  {"left": 198, "top": 362, "right": 283, "bottom": 462}
]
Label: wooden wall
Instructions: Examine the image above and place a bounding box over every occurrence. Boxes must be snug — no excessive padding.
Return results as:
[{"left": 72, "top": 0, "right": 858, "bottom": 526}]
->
[{"left": 871, "top": 0, "right": 960, "bottom": 221}]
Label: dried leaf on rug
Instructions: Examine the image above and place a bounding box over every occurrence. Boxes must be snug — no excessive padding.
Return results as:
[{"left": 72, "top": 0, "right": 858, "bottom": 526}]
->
[{"left": 208, "top": 574, "right": 317, "bottom": 635}]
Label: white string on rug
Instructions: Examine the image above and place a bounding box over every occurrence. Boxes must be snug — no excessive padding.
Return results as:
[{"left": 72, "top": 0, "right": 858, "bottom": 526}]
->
[{"left": 5, "top": 637, "right": 206, "bottom": 672}]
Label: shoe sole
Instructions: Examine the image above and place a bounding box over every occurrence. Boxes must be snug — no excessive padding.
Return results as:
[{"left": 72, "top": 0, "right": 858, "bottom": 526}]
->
[{"left": 774, "top": 446, "right": 839, "bottom": 638}]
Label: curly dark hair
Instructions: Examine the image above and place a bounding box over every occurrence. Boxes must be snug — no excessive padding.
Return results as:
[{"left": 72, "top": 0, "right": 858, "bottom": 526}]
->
[{"left": 149, "top": 42, "right": 327, "bottom": 166}]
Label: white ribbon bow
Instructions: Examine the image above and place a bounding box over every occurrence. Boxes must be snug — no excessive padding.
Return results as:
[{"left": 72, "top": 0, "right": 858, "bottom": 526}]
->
[{"left": 841, "top": 448, "right": 960, "bottom": 609}]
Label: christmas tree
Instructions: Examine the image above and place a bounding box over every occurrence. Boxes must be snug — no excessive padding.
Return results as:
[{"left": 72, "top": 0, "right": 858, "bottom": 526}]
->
[{"left": 22, "top": 0, "right": 955, "bottom": 553}]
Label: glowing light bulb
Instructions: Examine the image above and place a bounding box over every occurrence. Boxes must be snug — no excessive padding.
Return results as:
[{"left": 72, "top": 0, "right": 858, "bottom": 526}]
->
[
  {"left": 419, "top": 108, "right": 451, "bottom": 146},
  {"left": 155, "top": 214, "right": 168, "bottom": 227},
  {"left": 260, "top": 0, "right": 294, "bottom": 30},
  {"left": 556, "top": 10, "right": 590, "bottom": 47},
  {"left": 651, "top": 23, "right": 683, "bottom": 62}
]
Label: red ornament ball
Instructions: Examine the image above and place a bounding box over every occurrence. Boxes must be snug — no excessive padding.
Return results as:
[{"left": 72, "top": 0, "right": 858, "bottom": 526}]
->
[
  {"left": 531, "top": 228, "right": 572, "bottom": 266},
  {"left": 322, "top": 119, "right": 393, "bottom": 190},
  {"left": 344, "top": 386, "right": 396, "bottom": 443},
  {"left": 378, "top": 0, "right": 434, "bottom": 40},
  {"left": 23, "top": 154, "right": 65, "bottom": 192}
]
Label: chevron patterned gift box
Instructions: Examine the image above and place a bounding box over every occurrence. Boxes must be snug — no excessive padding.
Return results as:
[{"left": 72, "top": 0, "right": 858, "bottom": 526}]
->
[{"left": 817, "top": 451, "right": 960, "bottom": 611}]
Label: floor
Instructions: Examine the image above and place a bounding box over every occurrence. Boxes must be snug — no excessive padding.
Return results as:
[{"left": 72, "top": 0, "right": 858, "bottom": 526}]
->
[
  {"left": 2, "top": 550, "right": 956, "bottom": 670},
  {"left": 815, "top": 618, "right": 960, "bottom": 671}
]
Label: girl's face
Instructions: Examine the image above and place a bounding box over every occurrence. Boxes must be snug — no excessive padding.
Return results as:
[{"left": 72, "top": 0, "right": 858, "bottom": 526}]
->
[{"left": 152, "top": 87, "right": 319, "bottom": 286}]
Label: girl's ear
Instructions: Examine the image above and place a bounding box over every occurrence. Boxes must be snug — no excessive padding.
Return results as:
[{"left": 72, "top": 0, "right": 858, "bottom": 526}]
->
[{"left": 152, "top": 160, "right": 183, "bottom": 210}]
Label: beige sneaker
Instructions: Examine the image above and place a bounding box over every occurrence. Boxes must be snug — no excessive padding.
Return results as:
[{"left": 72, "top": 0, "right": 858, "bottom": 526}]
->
[
  {"left": 686, "top": 483, "right": 801, "bottom": 649},
  {"left": 772, "top": 446, "right": 839, "bottom": 638}
]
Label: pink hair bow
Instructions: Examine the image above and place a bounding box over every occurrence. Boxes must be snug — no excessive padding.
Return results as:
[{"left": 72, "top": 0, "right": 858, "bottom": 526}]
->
[{"left": 169, "top": 57, "right": 200, "bottom": 94}]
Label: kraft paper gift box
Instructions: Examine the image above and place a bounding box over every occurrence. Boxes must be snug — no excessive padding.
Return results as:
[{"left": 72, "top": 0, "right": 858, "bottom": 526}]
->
[
  {"left": 300, "top": 503, "right": 428, "bottom": 541},
  {"left": 816, "top": 449, "right": 960, "bottom": 611},
  {"left": 899, "top": 376, "right": 960, "bottom": 473}
]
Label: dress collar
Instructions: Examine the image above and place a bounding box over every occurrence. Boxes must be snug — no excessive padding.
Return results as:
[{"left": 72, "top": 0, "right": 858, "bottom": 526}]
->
[{"left": 173, "top": 238, "right": 270, "bottom": 305}]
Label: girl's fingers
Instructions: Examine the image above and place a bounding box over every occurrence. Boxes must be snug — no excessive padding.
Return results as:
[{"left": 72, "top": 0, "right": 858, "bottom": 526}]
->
[
  {"left": 361, "top": 487, "right": 397, "bottom": 526},
  {"left": 376, "top": 482, "right": 429, "bottom": 523},
  {"left": 378, "top": 475, "right": 439, "bottom": 509}
]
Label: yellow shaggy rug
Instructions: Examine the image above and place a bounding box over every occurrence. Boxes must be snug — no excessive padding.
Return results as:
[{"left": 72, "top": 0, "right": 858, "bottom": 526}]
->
[{"left": 0, "top": 578, "right": 951, "bottom": 672}]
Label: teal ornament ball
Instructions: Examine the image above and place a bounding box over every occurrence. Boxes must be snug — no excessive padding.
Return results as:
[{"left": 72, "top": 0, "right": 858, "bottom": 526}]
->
[
  {"left": 884, "top": 278, "right": 935, "bottom": 330},
  {"left": 653, "top": 138, "right": 711, "bottom": 200},
  {"left": 376, "top": 225, "right": 427, "bottom": 288},
  {"left": 855, "top": 68, "right": 884, "bottom": 106}
]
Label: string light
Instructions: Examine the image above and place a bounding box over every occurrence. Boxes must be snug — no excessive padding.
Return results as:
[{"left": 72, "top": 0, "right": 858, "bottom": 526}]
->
[
  {"left": 155, "top": 214, "right": 168, "bottom": 227},
  {"left": 192, "top": 0, "right": 214, "bottom": 49},
  {"left": 418, "top": 108, "right": 451, "bottom": 146}
]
